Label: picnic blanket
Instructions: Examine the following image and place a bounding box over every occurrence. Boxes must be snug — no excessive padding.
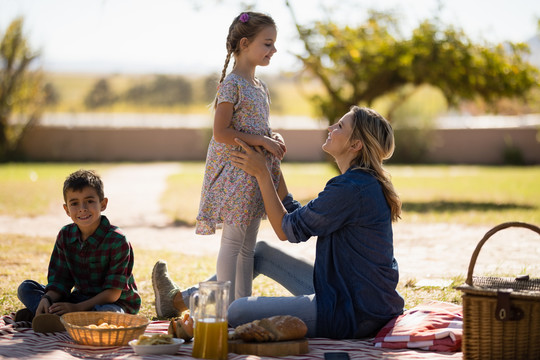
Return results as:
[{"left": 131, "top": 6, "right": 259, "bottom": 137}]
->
[
  {"left": 0, "top": 313, "right": 462, "bottom": 359},
  {"left": 374, "top": 301, "right": 463, "bottom": 352}
]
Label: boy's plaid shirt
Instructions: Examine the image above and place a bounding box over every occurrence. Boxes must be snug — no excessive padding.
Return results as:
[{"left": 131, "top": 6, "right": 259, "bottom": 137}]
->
[{"left": 45, "top": 216, "right": 141, "bottom": 314}]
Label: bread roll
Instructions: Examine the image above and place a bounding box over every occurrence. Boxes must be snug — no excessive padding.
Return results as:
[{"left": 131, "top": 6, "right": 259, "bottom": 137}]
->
[
  {"left": 234, "top": 321, "right": 275, "bottom": 342},
  {"left": 234, "top": 315, "right": 307, "bottom": 342},
  {"left": 168, "top": 312, "right": 193, "bottom": 341},
  {"left": 259, "top": 315, "right": 307, "bottom": 341}
]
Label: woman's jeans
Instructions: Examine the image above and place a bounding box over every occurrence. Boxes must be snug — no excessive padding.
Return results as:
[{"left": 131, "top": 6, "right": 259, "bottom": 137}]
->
[
  {"left": 17, "top": 280, "right": 124, "bottom": 315},
  {"left": 182, "top": 241, "right": 318, "bottom": 337}
]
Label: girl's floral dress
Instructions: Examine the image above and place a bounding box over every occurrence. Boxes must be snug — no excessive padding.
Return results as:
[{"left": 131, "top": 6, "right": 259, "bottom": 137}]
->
[{"left": 196, "top": 73, "right": 281, "bottom": 235}]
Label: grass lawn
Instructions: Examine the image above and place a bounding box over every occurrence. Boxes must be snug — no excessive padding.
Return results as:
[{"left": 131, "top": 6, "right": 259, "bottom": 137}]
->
[
  {"left": 392, "top": 165, "right": 540, "bottom": 225},
  {"left": 1, "top": 162, "right": 539, "bottom": 317},
  {"left": 0, "top": 163, "right": 113, "bottom": 217},
  {"left": 162, "top": 163, "right": 540, "bottom": 226}
]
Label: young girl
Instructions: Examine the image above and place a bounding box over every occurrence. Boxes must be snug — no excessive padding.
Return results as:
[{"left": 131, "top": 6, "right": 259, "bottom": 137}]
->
[{"left": 195, "top": 12, "right": 285, "bottom": 303}]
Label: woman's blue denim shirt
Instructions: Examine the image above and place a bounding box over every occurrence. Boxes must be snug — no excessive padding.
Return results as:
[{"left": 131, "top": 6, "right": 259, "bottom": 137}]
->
[{"left": 282, "top": 167, "right": 404, "bottom": 339}]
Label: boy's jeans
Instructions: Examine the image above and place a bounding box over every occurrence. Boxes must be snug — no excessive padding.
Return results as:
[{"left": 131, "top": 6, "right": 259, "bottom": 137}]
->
[{"left": 18, "top": 280, "right": 124, "bottom": 315}]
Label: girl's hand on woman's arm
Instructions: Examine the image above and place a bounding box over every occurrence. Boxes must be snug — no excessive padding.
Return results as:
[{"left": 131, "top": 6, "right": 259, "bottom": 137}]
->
[
  {"left": 231, "top": 138, "right": 288, "bottom": 240},
  {"left": 272, "top": 132, "right": 287, "bottom": 157},
  {"left": 262, "top": 136, "right": 285, "bottom": 160}
]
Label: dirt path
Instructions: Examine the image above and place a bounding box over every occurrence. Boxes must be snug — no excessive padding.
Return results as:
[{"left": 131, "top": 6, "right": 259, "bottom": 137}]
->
[{"left": 1, "top": 163, "right": 538, "bottom": 281}]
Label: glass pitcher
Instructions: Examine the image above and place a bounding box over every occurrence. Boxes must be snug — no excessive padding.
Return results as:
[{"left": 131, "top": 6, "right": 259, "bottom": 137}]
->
[{"left": 190, "top": 281, "right": 230, "bottom": 360}]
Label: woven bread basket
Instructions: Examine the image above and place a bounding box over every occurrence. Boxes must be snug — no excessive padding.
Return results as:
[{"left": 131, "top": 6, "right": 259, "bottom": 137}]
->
[
  {"left": 60, "top": 311, "right": 149, "bottom": 346},
  {"left": 456, "top": 222, "right": 540, "bottom": 360}
]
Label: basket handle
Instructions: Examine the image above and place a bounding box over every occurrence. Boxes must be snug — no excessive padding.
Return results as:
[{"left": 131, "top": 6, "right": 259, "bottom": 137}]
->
[{"left": 465, "top": 222, "right": 540, "bottom": 286}]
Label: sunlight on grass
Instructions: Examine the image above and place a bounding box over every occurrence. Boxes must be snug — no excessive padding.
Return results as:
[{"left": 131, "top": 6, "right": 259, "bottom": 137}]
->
[
  {"left": 389, "top": 165, "right": 540, "bottom": 224},
  {"left": 161, "top": 163, "right": 539, "bottom": 226},
  {"left": 161, "top": 162, "right": 205, "bottom": 226},
  {"left": 0, "top": 163, "right": 112, "bottom": 217},
  {"left": 1, "top": 163, "right": 539, "bottom": 226},
  {"left": 0, "top": 235, "right": 50, "bottom": 315},
  {"left": 398, "top": 276, "right": 464, "bottom": 309}
]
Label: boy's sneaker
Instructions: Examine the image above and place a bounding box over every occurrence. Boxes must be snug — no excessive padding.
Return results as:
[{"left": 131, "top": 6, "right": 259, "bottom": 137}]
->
[
  {"left": 152, "top": 260, "right": 182, "bottom": 318},
  {"left": 32, "top": 313, "right": 65, "bottom": 333},
  {"left": 14, "top": 308, "right": 34, "bottom": 323}
]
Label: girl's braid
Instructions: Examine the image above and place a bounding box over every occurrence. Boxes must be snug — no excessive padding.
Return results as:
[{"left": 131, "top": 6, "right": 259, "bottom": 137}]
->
[
  {"left": 219, "top": 51, "right": 232, "bottom": 85},
  {"left": 213, "top": 51, "right": 232, "bottom": 108}
]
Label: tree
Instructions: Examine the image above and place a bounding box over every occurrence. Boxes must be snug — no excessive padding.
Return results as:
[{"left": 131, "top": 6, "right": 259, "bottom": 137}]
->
[
  {"left": 124, "top": 75, "right": 193, "bottom": 106},
  {"left": 150, "top": 75, "right": 193, "bottom": 106},
  {"left": 203, "top": 74, "right": 219, "bottom": 103},
  {"left": 84, "top": 78, "right": 117, "bottom": 109},
  {"left": 43, "top": 82, "right": 60, "bottom": 107},
  {"left": 286, "top": 4, "right": 540, "bottom": 124},
  {"left": 0, "top": 17, "right": 45, "bottom": 161}
]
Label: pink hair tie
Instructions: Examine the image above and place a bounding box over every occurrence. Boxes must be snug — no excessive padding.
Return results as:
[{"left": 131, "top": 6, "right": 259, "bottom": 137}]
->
[{"left": 239, "top": 13, "right": 250, "bottom": 23}]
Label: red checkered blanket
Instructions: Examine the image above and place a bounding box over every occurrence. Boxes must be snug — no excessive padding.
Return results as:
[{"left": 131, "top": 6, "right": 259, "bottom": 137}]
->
[
  {"left": 374, "top": 301, "right": 463, "bottom": 352},
  {"left": 0, "top": 313, "right": 462, "bottom": 359}
]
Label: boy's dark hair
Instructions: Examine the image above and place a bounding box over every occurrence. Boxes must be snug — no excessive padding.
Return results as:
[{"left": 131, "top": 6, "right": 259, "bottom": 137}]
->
[{"left": 63, "top": 169, "right": 105, "bottom": 202}]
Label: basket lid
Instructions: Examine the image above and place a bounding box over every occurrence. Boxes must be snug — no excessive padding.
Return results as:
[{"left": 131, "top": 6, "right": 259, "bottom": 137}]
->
[{"left": 457, "top": 275, "right": 540, "bottom": 299}]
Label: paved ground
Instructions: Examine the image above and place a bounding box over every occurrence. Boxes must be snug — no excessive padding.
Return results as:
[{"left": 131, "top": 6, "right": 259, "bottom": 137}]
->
[{"left": 1, "top": 163, "right": 538, "bottom": 281}]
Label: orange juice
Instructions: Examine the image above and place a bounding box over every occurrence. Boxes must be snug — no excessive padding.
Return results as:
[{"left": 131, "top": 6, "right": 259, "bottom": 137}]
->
[{"left": 192, "top": 318, "right": 228, "bottom": 360}]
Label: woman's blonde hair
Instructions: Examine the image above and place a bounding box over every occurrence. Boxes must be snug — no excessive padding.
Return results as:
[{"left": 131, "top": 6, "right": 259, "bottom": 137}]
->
[
  {"left": 213, "top": 11, "right": 276, "bottom": 108},
  {"left": 349, "top": 106, "right": 402, "bottom": 222}
]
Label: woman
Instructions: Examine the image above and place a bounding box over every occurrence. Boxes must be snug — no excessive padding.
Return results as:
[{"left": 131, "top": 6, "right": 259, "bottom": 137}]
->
[
  {"left": 228, "top": 106, "right": 404, "bottom": 339},
  {"left": 152, "top": 106, "right": 404, "bottom": 339}
]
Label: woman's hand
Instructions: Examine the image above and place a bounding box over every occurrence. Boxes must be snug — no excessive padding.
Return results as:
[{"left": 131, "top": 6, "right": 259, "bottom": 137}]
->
[
  {"left": 232, "top": 138, "right": 289, "bottom": 241},
  {"left": 231, "top": 138, "right": 270, "bottom": 179}
]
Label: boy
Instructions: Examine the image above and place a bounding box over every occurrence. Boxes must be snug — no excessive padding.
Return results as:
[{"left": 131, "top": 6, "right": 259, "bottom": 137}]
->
[{"left": 15, "top": 169, "right": 141, "bottom": 332}]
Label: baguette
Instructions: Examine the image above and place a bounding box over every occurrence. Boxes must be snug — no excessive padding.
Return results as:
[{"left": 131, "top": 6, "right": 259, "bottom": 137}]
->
[{"left": 233, "top": 315, "right": 307, "bottom": 342}]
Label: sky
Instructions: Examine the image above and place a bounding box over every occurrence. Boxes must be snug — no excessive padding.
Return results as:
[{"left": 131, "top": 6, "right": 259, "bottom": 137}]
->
[{"left": 1, "top": 0, "right": 539, "bottom": 75}]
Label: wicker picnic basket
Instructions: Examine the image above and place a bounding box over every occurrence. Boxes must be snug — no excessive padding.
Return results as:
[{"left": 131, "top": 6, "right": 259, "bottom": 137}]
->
[
  {"left": 456, "top": 222, "right": 540, "bottom": 360},
  {"left": 60, "top": 311, "right": 149, "bottom": 346}
]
